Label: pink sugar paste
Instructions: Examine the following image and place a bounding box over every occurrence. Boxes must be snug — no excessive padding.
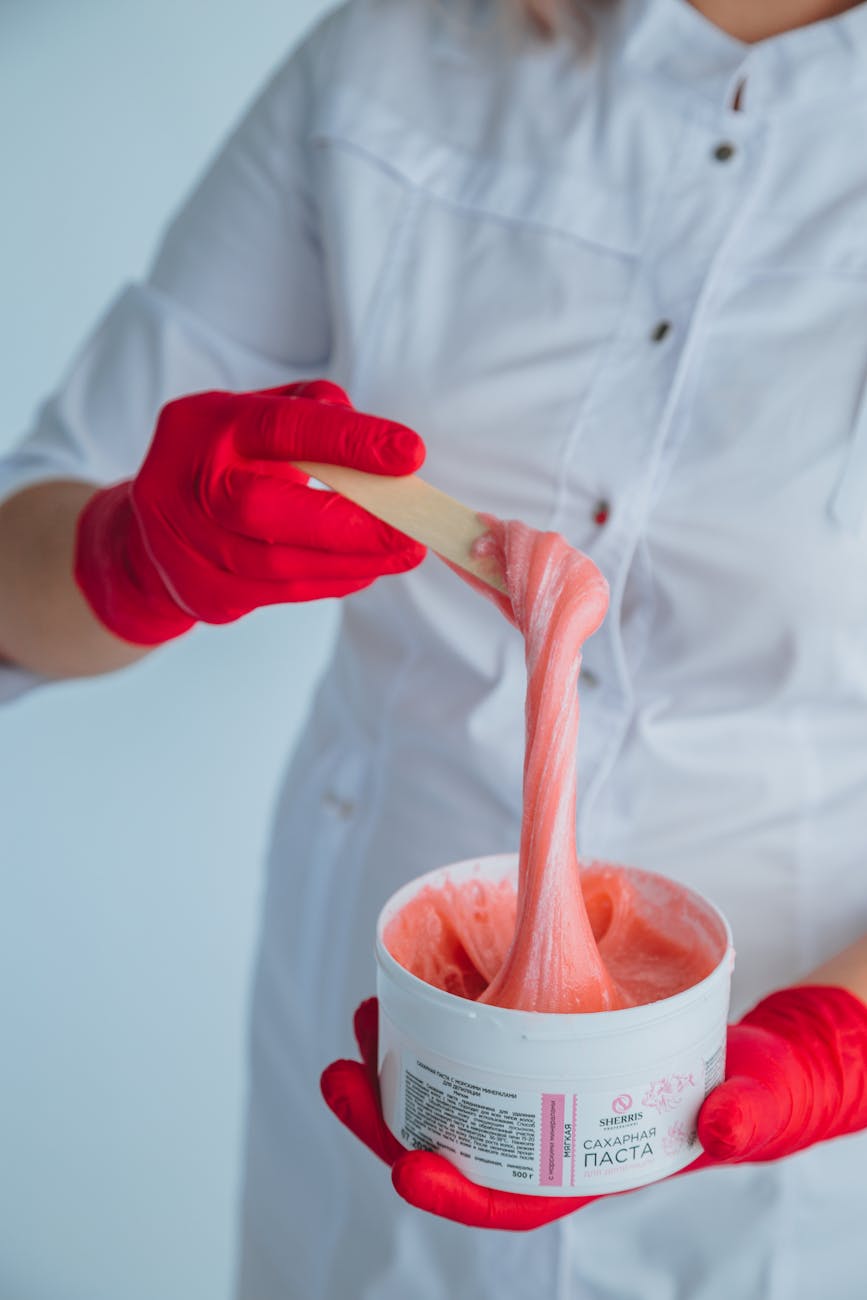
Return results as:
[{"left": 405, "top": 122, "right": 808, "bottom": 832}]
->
[
  {"left": 384, "top": 519, "right": 721, "bottom": 1012},
  {"left": 384, "top": 866, "right": 721, "bottom": 1008}
]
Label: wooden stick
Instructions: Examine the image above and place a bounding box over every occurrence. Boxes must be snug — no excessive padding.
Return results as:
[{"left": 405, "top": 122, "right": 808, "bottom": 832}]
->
[{"left": 294, "top": 461, "right": 507, "bottom": 593}]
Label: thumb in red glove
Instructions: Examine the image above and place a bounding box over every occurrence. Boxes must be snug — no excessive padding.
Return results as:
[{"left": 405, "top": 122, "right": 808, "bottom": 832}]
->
[
  {"left": 321, "top": 985, "right": 867, "bottom": 1231},
  {"left": 75, "top": 380, "right": 426, "bottom": 645},
  {"left": 697, "top": 984, "right": 867, "bottom": 1163}
]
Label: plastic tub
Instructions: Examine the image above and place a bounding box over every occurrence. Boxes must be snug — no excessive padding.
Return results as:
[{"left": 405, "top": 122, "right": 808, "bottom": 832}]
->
[{"left": 376, "top": 853, "right": 733, "bottom": 1196}]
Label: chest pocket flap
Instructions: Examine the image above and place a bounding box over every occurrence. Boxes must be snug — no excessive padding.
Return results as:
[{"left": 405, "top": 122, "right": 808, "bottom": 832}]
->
[{"left": 310, "top": 86, "right": 643, "bottom": 255}]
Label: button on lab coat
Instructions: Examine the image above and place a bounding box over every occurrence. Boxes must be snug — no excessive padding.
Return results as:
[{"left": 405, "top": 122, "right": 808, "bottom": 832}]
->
[{"left": 3, "top": 0, "right": 867, "bottom": 1295}]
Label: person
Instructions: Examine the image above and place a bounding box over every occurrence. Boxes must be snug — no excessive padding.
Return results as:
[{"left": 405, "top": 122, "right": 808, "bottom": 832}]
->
[{"left": 1, "top": 0, "right": 866, "bottom": 1295}]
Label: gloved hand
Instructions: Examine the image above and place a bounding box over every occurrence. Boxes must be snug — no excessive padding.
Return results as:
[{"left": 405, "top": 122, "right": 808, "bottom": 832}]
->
[
  {"left": 74, "top": 380, "right": 426, "bottom": 645},
  {"left": 320, "top": 985, "right": 867, "bottom": 1230},
  {"left": 697, "top": 983, "right": 867, "bottom": 1162}
]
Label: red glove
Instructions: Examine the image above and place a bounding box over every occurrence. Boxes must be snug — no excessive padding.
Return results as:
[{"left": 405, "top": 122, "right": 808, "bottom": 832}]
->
[
  {"left": 320, "top": 985, "right": 867, "bottom": 1230},
  {"left": 697, "top": 984, "right": 867, "bottom": 1162},
  {"left": 74, "top": 380, "right": 426, "bottom": 645}
]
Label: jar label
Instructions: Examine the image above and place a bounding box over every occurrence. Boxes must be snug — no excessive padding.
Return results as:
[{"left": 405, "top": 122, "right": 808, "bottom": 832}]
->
[{"left": 383, "top": 1033, "right": 726, "bottom": 1196}]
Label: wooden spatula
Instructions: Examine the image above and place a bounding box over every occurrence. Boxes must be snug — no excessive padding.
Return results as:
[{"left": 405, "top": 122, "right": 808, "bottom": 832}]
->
[{"left": 294, "top": 461, "right": 507, "bottom": 593}]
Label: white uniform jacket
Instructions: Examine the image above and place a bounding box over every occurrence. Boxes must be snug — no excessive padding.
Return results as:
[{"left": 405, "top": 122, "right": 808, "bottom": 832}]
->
[{"left": 2, "top": 1, "right": 867, "bottom": 1295}]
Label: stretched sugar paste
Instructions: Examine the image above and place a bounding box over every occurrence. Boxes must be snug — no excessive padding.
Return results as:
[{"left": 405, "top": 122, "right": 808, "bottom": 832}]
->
[{"left": 384, "top": 521, "right": 719, "bottom": 1011}]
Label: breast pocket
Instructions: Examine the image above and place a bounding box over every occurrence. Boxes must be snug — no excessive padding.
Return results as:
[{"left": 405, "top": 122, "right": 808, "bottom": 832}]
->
[
  {"left": 829, "top": 376, "right": 867, "bottom": 533},
  {"left": 310, "top": 88, "right": 645, "bottom": 522}
]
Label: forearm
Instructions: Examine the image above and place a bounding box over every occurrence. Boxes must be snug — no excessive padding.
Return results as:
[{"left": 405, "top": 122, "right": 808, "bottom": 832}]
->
[
  {"left": 0, "top": 480, "right": 151, "bottom": 677},
  {"left": 805, "top": 933, "right": 867, "bottom": 1004}
]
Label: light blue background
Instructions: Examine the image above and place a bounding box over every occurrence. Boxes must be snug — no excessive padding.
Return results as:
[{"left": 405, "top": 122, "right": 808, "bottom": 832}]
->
[{"left": 0, "top": 3, "right": 335, "bottom": 1297}]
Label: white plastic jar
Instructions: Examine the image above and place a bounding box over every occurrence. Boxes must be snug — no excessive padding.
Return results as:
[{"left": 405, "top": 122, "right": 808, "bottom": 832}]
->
[{"left": 376, "top": 853, "right": 733, "bottom": 1197}]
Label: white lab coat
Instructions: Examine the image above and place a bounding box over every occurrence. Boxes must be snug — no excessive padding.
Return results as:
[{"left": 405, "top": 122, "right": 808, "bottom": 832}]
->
[{"left": 3, "top": 0, "right": 867, "bottom": 1295}]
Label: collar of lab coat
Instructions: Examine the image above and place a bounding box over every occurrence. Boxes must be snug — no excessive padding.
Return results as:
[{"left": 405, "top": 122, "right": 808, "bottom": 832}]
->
[{"left": 619, "top": 0, "right": 867, "bottom": 113}]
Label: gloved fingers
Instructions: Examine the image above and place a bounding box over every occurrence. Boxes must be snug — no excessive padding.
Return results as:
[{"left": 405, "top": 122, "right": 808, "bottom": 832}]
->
[
  {"left": 266, "top": 575, "right": 380, "bottom": 603},
  {"left": 209, "top": 467, "right": 425, "bottom": 556},
  {"left": 320, "top": 1059, "right": 405, "bottom": 1166},
  {"left": 232, "top": 393, "right": 425, "bottom": 477},
  {"left": 391, "top": 1152, "right": 594, "bottom": 1231},
  {"left": 696, "top": 1078, "right": 781, "bottom": 1162},
  {"left": 253, "top": 379, "right": 353, "bottom": 407},
  {"left": 145, "top": 542, "right": 379, "bottom": 620},
  {"left": 353, "top": 997, "right": 381, "bottom": 1081},
  {"left": 186, "top": 522, "right": 424, "bottom": 584},
  {"left": 694, "top": 1020, "right": 804, "bottom": 1164}
]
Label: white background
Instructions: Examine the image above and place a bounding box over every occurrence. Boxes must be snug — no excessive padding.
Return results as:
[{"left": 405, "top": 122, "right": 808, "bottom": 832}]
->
[{"left": 0, "top": 2, "right": 335, "bottom": 1297}]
